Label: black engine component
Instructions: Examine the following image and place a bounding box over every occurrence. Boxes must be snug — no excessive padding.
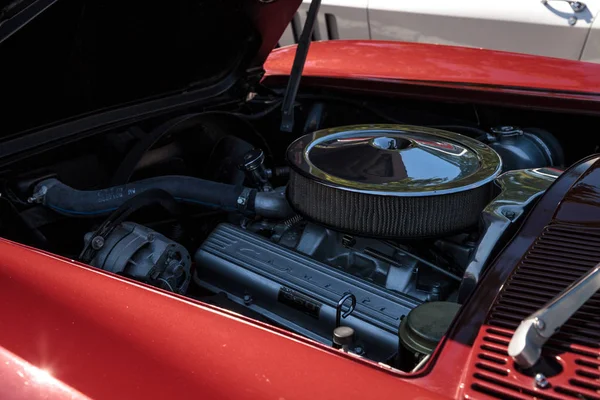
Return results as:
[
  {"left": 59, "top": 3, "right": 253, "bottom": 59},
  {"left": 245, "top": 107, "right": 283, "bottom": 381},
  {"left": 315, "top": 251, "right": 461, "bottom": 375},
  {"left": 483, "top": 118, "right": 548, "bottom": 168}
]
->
[
  {"left": 194, "top": 223, "right": 421, "bottom": 362},
  {"left": 286, "top": 125, "right": 502, "bottom": 237},
  {"left": 239, "top": 148, "right": 273, "bottom": 192},
  {"left": 84, "top": 222, "right": 192, "bottom": 293},
  {"left": 28, "top": 176, "right": 293, "bottom": 219},
  {"left": 259, "top": 221, "right": 462, "bottom": 302},
  {"left": 399, "top": 301, "right": 461, "bottom": 356},
  {"left": 397, "top": 301, "right": 461, "bottom": 371},
  {"left": 486, "top": 126, "right": 565, "bottom": 171}
]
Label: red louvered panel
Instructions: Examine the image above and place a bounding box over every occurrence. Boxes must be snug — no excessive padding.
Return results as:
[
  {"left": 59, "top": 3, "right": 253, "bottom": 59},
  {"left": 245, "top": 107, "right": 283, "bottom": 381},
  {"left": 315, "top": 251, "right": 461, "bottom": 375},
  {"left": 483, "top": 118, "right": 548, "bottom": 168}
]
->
[{"left": 464, "top": 223, "right": 600, "bottom": 400}]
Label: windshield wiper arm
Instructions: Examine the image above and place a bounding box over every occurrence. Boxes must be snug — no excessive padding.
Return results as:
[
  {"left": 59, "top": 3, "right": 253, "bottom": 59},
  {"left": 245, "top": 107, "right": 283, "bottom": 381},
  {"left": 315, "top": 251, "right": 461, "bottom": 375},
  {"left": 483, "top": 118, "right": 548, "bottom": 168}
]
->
[{"left": 508, "top": 262, "right": 600, "bottom": 368}]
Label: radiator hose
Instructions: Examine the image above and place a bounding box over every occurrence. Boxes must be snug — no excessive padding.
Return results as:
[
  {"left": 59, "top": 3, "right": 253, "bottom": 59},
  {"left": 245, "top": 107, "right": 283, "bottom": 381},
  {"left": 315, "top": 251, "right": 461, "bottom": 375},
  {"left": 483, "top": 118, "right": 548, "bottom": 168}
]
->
[{"left": 28, "top": 176, "right": 293, "bottom": 219}]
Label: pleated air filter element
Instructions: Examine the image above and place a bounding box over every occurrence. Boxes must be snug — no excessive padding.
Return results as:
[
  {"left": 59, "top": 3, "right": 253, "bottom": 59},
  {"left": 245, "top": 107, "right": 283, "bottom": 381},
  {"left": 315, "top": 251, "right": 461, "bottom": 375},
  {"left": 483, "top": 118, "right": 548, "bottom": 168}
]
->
[{"left": 286, "top": 125, "right": 502, "bottom": 238}]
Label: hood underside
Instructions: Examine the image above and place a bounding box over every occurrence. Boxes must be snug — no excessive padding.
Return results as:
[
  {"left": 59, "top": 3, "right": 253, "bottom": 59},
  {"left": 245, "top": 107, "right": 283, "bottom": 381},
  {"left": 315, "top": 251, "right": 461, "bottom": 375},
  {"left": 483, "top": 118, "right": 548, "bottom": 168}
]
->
[{"left": 1, "top": 0, "right": 300, "bottom": 137}]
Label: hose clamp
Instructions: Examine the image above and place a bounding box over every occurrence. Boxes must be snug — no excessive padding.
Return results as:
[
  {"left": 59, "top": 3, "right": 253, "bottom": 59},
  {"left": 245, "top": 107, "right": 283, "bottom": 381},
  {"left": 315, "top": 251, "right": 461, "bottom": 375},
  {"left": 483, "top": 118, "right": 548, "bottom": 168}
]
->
[
  {"left": 236, "top": 188, "right": 253, "bottom": 213},
  {"left": 27, "top": 185, "right": 48, "bottom": 204}
]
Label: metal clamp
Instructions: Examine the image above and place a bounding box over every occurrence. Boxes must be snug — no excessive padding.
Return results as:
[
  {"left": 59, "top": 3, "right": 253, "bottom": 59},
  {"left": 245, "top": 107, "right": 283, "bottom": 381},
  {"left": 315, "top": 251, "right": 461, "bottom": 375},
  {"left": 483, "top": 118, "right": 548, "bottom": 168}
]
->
[
  {"left": 236, "top": 187, "right": 253, "bottom": 212},
  {"left": 27, "top": 185, "right": 47, "bottom": 204}
]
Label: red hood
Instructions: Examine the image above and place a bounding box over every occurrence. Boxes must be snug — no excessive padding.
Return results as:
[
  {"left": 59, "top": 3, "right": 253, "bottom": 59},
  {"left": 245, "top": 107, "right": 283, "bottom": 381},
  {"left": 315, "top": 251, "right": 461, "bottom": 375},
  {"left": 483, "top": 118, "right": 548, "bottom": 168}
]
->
[
  {"left": 0, "top": 238, "right": 443, "bottom": 400},
  {"left": 265, "top": 40, "right": 600, "bottom": 95}
]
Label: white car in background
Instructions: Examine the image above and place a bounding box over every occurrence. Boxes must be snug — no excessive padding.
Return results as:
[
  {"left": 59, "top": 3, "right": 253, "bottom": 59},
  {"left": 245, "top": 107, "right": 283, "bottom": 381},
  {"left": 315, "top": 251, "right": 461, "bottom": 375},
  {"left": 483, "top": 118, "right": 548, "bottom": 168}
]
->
[{"left": 279, "top": 0, "right": 600, "bottom": 62}]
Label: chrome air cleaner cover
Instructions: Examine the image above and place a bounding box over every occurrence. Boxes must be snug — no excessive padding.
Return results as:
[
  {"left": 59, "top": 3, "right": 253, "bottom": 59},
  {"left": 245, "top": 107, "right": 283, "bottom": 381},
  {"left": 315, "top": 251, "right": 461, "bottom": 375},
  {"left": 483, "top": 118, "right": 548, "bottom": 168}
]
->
[{"left": 286, "top": 125, "right": 502, "bottom": 237}]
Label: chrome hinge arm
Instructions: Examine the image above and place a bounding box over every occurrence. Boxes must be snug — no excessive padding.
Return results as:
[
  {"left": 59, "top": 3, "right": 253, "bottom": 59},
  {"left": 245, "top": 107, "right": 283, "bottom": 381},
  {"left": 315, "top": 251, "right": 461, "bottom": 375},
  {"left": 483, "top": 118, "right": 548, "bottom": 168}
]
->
[{"left": 508, "top": 262, "right": 600, "bottom": 368}]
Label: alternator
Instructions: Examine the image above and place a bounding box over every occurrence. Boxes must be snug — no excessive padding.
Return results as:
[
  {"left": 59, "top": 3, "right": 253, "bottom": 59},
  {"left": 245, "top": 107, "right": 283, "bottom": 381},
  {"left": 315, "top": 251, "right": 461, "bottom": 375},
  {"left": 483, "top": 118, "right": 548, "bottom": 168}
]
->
[{"left": 84, "top": 222, "right": 191, "bottom": 293}]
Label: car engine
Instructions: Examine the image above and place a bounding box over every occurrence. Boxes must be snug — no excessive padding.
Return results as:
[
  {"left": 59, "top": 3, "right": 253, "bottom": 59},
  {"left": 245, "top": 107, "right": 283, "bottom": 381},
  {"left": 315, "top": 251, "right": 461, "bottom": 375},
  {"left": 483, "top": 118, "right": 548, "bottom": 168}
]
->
[
  {"left": 196, "top": 125, "right": 501, "bottom": 362},
  {"left": 11, "top": 116, "right": 564, "bottom": 371}
]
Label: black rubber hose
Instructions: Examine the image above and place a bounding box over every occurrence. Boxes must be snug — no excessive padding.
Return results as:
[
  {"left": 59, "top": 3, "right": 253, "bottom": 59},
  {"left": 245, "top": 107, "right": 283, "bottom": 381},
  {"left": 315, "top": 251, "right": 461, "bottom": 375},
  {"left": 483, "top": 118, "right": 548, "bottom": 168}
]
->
[
  {"left": 34, "top": 176, "right": 251, "bottom": 217},
  {"left": 32, "top": 176, "right": 295, "bottom": 219}
]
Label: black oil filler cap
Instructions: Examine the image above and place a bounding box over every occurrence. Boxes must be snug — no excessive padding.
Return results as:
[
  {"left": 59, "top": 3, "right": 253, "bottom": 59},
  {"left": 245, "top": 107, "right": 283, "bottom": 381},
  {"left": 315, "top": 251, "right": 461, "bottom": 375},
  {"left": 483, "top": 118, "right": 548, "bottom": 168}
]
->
[{"left": 399, "top": 301, "right": 461, "bottom": 356}]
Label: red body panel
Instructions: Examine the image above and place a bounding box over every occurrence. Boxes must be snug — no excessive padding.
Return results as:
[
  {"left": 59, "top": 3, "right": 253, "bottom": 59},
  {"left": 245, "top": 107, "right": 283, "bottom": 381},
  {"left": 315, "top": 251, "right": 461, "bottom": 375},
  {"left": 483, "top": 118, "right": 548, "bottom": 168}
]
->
[
  {"left": 0, "top": 240, "right": 443, "bottom": 400},
  {"left": 265, "top": 40, "right": 600, "bottom": 95},
  {"left": 463, "top": 160, "right": 600, "bottom": 399}
]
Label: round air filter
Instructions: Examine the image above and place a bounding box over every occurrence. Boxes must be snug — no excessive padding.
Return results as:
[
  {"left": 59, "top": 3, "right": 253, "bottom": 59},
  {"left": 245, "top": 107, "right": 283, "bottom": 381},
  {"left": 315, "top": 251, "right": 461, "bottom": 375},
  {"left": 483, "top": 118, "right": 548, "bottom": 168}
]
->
[{"left": 286, "top": 125, "right": 502, "bottom": 237}]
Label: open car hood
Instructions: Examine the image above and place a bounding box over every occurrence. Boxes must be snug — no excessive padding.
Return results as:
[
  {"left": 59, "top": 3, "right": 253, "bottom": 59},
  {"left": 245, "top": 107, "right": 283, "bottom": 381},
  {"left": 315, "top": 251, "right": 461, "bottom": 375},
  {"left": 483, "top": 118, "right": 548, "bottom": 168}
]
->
[{"left": 0, "top": 0, "right": 300, "bottom": 137}]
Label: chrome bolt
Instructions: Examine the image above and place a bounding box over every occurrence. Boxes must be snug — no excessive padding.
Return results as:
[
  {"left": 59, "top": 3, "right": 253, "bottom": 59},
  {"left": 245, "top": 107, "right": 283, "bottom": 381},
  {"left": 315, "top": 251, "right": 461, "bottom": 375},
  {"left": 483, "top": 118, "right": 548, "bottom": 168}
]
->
[
  {"left": 243, "top": 294, "right": 253, "bottom": 305},
  {"left": 572, "top": 1, "right": 585, "bottom": 12},
  {"left": 535, "top": 373, "right": 549, "bottom": 388},
  {"left": 503, "top": 210, "right": 516, "bottom": 220},
  {"left": 569, "top": 16, "right": 578, "bottom": 25},
  {"left": 237, "top": 196, "right": 246, "bottom": 206},
  {"left": 91, "top": 236, "right": 105, "bottom": 250},
  {"left": 353, "top": 346, "right": 364, "bottom": 355},
  {"left": 534, "top": 317, "right": 545, "bottom": 331}
]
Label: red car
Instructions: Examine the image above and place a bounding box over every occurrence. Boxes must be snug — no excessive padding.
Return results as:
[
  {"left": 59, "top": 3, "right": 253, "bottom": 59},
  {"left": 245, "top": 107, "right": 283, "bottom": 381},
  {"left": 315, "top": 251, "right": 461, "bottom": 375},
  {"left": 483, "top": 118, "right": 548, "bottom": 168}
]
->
[{"left": 1, "top": 0, "right": 600, "bottom": 399}]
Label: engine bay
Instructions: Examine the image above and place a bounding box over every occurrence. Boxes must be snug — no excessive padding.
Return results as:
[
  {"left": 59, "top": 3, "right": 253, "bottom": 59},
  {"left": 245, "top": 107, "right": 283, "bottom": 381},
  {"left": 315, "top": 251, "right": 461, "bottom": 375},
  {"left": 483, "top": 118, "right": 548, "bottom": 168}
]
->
[{"left": 0, "top": 92, "right": 583, "bottom": 372}]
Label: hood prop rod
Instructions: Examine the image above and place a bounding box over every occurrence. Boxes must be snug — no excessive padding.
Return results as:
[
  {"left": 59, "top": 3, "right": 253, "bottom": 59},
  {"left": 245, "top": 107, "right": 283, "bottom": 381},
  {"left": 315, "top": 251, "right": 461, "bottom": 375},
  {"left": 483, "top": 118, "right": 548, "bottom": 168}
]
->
[{"left": 280, "top": 0, "right": 322, "bottom": 133}]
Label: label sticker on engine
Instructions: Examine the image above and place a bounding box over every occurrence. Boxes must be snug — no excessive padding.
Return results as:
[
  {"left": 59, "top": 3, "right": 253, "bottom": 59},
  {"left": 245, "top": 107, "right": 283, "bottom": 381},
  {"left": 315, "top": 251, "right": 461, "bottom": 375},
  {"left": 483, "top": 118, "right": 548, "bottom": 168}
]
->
[{"left": 278, "top": 287, "right": 321, "bottom": 319}]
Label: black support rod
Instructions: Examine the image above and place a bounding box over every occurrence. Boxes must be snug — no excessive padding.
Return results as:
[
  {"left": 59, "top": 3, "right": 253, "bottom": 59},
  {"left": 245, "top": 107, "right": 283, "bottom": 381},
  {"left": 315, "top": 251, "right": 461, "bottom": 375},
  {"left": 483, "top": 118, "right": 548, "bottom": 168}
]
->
[{"left": 280, "top": 0, "right": 322, "bottom": 133}]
